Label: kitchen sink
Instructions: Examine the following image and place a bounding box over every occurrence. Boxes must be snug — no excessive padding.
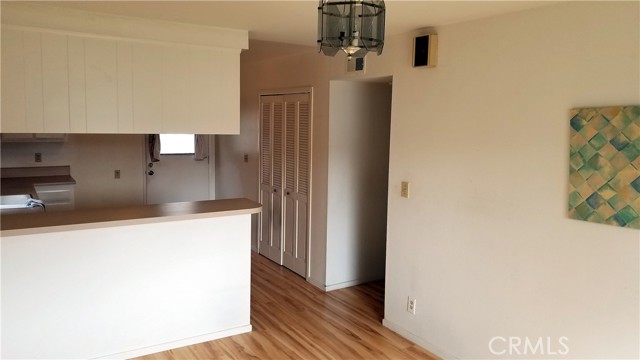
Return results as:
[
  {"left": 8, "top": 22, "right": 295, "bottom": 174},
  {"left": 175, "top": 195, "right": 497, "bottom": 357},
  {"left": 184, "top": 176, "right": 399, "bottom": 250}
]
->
[{"left": 0, "top": 194, "right": 45, "bottom": 214}]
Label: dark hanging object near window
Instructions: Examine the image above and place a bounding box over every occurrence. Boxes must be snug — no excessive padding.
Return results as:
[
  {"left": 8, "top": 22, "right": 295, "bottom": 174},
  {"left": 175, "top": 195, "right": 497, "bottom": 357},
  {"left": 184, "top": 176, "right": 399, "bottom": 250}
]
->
[{"left": 317, "top": 0, "right": 385, "bottom": 61}]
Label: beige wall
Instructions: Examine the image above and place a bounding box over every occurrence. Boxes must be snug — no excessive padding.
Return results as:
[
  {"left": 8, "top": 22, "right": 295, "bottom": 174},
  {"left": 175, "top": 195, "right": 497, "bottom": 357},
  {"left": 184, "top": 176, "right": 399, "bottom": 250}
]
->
[
  {"left": 218, "top": 2, "right": 639, "bottom": 358},
  {"left": 326, "top": 80, "right": 391, "bottom": 289},
  {"left": 382, "top": 2, "right": 639, "bottom": 359},
  {"left": 1, "top": 135, "right": 145, "bottom": 208},
  {"left": 217, "top": 43, "right": 340, "bottom": 286}
]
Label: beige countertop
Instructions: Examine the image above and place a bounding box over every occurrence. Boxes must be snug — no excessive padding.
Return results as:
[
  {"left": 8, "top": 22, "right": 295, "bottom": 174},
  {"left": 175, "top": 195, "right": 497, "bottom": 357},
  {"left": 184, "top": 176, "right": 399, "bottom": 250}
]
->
[
  {"left": 1, "top": 198, "right": 262, "bottom": 236},
  {"left": 1, "top": 166, "right": 76, "bottom": 197},
  {"left": 1, "top": 175, "right": 77, "bottom": 196}
]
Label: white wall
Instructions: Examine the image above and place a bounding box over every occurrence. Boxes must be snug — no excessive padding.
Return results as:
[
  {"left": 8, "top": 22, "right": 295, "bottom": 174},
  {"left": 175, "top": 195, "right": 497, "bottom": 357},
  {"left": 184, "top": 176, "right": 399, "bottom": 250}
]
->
[
  {"left": 218, "top": 2, "right": 640, "bottom": 358},
  {"left": 1, "top": 135, "right": 145, "bottom": 208},
  {"left": 326, "top": 80, "right": 391, "bottom": 289},
  {"left": 382, "top": 2, "right": 640, "bottom": 359}
]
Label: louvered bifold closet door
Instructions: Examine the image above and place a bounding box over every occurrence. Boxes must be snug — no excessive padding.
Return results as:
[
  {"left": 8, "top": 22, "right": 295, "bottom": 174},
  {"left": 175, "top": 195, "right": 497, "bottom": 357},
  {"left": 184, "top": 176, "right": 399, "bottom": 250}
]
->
[
  {"left": 268, "top": 100, "right": 284, "bottom": 264},
  {"left": 259, "top": 100, "right": 273, "bottom": 258},
  {"left": 282, "top": 93, "right": 311, "bottom": 277},
  {"left": 259, "top": 96, "right": 285, "bottom": 264}
]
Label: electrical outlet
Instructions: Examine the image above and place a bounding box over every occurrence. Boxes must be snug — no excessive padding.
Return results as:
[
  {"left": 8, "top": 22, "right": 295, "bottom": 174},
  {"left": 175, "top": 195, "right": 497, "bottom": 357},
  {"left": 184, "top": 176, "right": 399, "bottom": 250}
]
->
[
  {"left": 243, "top": 153, "right": 249, "bottom": 163},
  {"left": 35, "top": 153, "right": 42, "bottom": 163},
  {"left": 114, "top": 170, "right": 121, "bottom": 179},
  {"left": 407, "top": 297, "right": 417, "bottom": 314},
  {"left": 401, "top": 181, "right": 410, "bottom": 198}
]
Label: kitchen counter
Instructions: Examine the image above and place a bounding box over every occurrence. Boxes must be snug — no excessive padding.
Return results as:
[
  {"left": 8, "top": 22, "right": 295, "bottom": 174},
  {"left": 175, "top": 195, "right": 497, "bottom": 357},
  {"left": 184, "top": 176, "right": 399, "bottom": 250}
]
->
[
  {"left": 1, "top": 198, "right": 261, "bottom": 235},
  {"left": 1, "top": 197, "right": 261, "bottom": 359},
  {"left": 0, "top": 166, "right": 76, "bottom": 197}
]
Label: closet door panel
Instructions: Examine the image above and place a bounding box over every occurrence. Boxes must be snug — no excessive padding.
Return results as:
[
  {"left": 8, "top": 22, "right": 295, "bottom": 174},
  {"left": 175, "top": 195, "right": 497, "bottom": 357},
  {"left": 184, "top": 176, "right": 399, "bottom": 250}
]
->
[
  {"left": 282, "top": 101, "right": 298, "bottom": 271},
  {"left": 259, "top": 102, "right": 273, "bottom": 257},
  {"left": 296, "top": 202, "right": 309, "bottom": 275},
  {"left": 292, "top": 97, "right": 311, "bottom": 276},
  {"left": 268, "top": 102, "right": 284, "bottom": 264}
]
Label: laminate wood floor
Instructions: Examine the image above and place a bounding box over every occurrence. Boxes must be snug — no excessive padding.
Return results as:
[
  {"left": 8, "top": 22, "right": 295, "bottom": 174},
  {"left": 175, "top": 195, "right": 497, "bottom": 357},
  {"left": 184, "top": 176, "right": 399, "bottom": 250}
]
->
[{"left": 137, "top": 253, "right": 438, "bottom": 360}]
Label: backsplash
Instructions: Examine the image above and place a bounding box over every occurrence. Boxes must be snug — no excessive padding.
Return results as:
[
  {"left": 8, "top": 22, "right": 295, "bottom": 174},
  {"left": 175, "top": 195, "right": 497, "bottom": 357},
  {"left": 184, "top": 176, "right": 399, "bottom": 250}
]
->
[{"left": 1, "top": 134, "right": 145, "bottom": 208}]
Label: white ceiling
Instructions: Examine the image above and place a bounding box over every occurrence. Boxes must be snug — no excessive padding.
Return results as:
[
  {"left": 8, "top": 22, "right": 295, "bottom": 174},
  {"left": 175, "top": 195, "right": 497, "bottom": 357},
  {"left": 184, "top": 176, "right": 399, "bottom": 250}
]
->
[{"left": 32, "top": 1, "right": 554, "bottom": 47}]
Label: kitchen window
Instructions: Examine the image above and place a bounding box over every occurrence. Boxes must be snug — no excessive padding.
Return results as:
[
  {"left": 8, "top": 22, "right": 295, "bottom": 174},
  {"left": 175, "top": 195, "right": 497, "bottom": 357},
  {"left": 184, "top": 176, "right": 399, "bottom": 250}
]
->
[{"left": 160, "top": 134, "right": 195, "bottom": 155}]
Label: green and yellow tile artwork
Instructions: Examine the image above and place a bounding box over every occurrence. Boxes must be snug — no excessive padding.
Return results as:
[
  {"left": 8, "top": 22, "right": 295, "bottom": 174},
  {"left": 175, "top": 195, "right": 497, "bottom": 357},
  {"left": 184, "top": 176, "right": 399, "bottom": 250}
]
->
[{"left": 568, "top": 106, "right": 640, "bottom": 229}]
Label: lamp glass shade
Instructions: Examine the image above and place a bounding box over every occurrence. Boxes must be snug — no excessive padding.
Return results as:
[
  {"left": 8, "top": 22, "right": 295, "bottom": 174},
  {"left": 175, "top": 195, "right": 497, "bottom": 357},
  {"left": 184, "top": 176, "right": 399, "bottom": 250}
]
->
[{"left": 318, "top": 0, "right": 385, "bottom": 59}]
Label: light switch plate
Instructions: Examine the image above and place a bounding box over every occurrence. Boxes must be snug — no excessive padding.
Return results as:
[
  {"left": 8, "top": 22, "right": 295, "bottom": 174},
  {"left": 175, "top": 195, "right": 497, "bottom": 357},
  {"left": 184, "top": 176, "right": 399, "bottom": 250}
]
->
[{"left": 401, "top": 181, "right": 409, "bottom": 198}]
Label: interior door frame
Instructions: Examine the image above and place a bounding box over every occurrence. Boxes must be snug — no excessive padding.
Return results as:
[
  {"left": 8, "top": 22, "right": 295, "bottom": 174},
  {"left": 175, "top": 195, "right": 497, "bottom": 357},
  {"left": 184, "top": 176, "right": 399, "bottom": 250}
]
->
[
  {"left": 141, "top": 134, "right": 216, "bottom": 205},
  {"left": 257, "top": 87, "right": 313, "bottom": 279}
]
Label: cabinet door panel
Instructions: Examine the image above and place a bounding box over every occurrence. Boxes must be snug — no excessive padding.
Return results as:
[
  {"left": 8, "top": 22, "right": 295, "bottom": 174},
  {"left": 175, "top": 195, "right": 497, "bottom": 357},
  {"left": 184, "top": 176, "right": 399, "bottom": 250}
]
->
[
  {"left": 133, "top": 43, "right": 163, "bottom": 133},
  {"left": 260, "top": 186, "right": 272, "bottom": 258},
  {"left": 23, "top": 31, "right": 44, "bottom": 132},
  {"left": 221, "top": 51, "right": 240, "bottom": 133},
  {"left": 85, "top": 38, "right": 118, "bottom": 133},
  {"left": 117, "top": 41, "right": 134, "bottom": 133},
  {"left": 210, "top": 50, "right": 239, "bottom": 134},
  {"left": 41, "top": 33, "right": 70, "bottom": 132},
  {"left": 162, "top": 45, "right": 190, "bottom": 133},
  {"left": 67, "top": 36, "right": 87, "bottom": 133},
  {"left": 295, "top": 201, "right": 309, "bottom": 275},
  {"left": 189, "top": 47, "right": 216, "bottom": 133},
  {"left": 1, "top": 29, "right": 26, "bottom": 132}
]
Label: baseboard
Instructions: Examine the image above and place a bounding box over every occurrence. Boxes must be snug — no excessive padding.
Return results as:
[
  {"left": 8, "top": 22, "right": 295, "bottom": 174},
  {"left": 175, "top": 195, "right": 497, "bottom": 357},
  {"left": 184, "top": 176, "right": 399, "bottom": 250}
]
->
[
  {"left": 382, "top": 318, "right": 455, "bottom": 360},
  {"left": 307, "top": 275, "right": 384, "bottom": 292},
  {"left": 307, "top": 276, "right": 326, "bottom": 291},
  {"left": 93, "top": 324, "right": 252, "bottom": 359}
]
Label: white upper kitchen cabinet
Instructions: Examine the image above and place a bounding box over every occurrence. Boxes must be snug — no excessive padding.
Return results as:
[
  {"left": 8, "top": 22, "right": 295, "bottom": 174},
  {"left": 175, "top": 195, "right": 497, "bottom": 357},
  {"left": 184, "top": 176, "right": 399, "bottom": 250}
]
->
[
  {"left": 84, "top": 37, "right": 119, "bottom": 133},
  {"left": 132, "top": 42, "right": 163, "bottom": 134},
  {"left": 41, "top": 33, "right": 70, "bottom": 132},
  {"left": 0, "top": 2, "right": 247, "bottom": 134},
  {"left": 1, "top": 28, "right": 26, "bottom": 133},
  {"left": 23, "top": 31, "right": 45, "bottom": 133}
]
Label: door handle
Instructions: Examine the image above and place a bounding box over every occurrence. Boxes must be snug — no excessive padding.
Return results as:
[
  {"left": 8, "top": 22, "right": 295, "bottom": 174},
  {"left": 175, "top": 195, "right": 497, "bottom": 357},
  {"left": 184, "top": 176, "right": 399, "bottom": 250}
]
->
[
  {"left": 286, "top": 191, "right": 290, "bottom": 195},
  {"left": 148, "top": 170, "right": 154, "bottom": 176}
]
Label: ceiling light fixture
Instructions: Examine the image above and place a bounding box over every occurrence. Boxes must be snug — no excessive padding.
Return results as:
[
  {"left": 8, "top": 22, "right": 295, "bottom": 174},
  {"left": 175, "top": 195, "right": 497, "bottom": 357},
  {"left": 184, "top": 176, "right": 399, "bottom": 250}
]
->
[{"left": 317, "top": 0, "right": 385, "bottom": 61}]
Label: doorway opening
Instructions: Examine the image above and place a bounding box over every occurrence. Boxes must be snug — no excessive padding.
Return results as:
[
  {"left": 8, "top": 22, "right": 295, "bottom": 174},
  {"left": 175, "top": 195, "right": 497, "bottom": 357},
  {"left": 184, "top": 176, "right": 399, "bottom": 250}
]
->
[
  {"left": 324, "top": 76, "right": 392, "bottom": 304},
  {"left": 144, "top": 134, "right": 215, "bottom": 205}
]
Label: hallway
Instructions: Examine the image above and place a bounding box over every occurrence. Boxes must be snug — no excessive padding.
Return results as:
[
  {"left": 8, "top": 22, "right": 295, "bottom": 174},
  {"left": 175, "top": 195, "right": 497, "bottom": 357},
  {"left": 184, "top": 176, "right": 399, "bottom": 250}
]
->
[{"left": 140, "top": 252, "right": 437, "bottom": 359}]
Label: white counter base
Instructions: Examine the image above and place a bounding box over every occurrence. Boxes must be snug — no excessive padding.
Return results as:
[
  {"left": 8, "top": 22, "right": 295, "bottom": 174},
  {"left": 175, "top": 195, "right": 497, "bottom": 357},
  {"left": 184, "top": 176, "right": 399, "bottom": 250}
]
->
[{"left": 1, "top": 213, "right": 253, "bottom": 359}]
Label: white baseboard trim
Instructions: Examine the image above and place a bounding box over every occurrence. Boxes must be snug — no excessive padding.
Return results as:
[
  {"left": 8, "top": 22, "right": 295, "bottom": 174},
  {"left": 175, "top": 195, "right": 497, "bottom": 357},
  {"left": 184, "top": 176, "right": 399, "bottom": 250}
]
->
[
  {"left": 93, "top": 324, "right": 252, "bottom": 359},
  {"left": 325, "top": 279, "right": 370, "bottom": 292},
  {"left": 382, "top": 318, "right": 456, "bottom": 360},
  {"left": 307, "top": 276, "right": 326, "bottom": 291},
  {"left": 307, "top": 276, "right": 384, "bottom": 292}
]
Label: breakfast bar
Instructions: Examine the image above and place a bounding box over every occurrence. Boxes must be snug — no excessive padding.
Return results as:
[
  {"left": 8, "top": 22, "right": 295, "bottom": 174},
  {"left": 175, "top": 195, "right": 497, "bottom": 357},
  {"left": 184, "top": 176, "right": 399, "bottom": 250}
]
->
[{"left": 1, "top": 198, "right": 261, "bottom": 359}]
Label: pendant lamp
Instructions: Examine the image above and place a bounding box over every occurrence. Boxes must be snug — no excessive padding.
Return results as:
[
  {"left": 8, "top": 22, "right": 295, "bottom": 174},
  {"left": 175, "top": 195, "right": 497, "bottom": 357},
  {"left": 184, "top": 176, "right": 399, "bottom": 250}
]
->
[{"left": 317, "top": 0, "right": 386, "bottom": 61}]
